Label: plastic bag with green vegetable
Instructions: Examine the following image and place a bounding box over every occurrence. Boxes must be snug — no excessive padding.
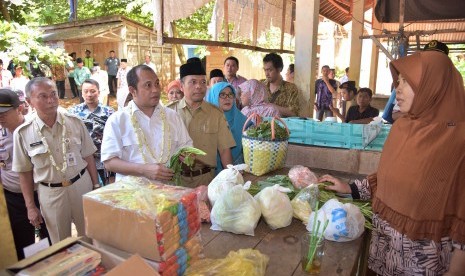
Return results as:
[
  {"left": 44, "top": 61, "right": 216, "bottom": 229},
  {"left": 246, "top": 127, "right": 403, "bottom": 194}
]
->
[
  {"left": 290, "top": 184, "right": 319, "bottom": 225},
  {"left": 255, "top": 184, "right": 293, "bottom": 229},
  {"left": 210, "top": 184, "right": 261, "bottom": 236},
  {"left": 208, "top": 164, "right": 247, "bottom": 206}
]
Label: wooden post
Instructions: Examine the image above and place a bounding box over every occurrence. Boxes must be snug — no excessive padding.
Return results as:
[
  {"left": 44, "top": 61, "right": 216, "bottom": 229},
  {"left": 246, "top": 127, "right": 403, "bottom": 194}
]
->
[
  {"left": 369, "top": 4, "right": 381, "bottom": 93},
  {"left": 280, "top": 0, "right": 287, "bottom": 50},
  {"left": 0, "top": 186, "right": 17, "bottom": 268},
  {"left": 224, "top": 0, "right": 229, "bottom": 42},
  {"left": 295, "top": 0, "right": 319, "bottom": 117},
  {"left": 156, "top": 0, "right": 163, "bottom": 45},
  {"left": 252, "top": 0, "right": 259, "bottom": 46},
  {"left": 348, "top": 0, "right": 364, "bottom": 86}
]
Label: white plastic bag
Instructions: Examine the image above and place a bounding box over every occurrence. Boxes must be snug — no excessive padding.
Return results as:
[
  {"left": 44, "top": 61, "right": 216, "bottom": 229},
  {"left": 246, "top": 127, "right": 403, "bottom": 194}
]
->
[
  {"left": 255, "top": 184, "right": 293, "bottom": 229},
  {"left": 306, "top": 199, "right": 365, "bottom": 242},
  {"left": 290, "top": 184, "right": 319, "bottom": 225},
  {"left": 210, "top": 184, "right": 261, "bottom": 236},
  {"left": 208, "top": 164, "right": 248, "bottom": 206},
  {"left": 288, "top": 165, "right": 318, "bottom": 189}
]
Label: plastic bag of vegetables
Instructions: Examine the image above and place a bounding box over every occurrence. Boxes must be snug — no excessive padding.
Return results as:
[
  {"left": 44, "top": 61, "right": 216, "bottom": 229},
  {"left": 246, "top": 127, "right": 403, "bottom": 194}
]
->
[
  {"left": 208, "top": 164, "right": 247, "bottom": 206},
  {"left": 210, "top": 184, "right": 261, "bottom": 236},
  {"left": 290, "top": 184, "right": 319, "bottom": 225},
  {"left": 288, "top": 165, "right": 318, "bottom": 189},
  {"left": 255, "top": 184, "right": 293, "bottom": 229},
  {"left": 307, "top": 199, "right": 365, "bottom": 242}
]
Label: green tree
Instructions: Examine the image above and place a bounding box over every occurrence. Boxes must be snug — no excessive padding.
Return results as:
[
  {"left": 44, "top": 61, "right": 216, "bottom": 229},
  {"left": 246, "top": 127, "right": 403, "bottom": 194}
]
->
[{"left": 0, "top": 20, "right": 69, "bottom": 75}]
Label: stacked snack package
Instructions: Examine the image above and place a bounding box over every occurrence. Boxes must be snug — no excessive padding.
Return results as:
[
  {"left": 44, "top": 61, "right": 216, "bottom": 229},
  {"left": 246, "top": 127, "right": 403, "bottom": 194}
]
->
[
  {"left": 83, "top": 177, "right": 202, "bottom": 276},
  {"left": 17, "top": 244, "right": 101, "bottom": 276}
]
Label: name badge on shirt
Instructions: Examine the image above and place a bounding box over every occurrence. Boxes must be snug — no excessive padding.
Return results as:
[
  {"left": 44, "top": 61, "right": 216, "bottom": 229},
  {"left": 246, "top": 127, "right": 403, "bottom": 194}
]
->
[
  {"left": 65, "top": 152, "right": 77, "bottom": 167},
  {"left": 30, "top": 141, "right": 44, "bottom": 147}
]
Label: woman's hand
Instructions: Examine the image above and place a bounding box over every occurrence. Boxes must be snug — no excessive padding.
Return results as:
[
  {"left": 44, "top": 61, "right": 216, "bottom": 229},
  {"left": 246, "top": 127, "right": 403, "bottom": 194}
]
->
[{"left": 319, "top": 174, "right": 351, "bottom": 194}]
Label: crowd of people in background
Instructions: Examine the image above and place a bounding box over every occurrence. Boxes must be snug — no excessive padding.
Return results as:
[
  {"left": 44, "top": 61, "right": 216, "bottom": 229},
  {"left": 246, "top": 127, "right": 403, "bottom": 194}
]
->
[{"left": 1, "top": 40, "right": 464, "bottom": 275}]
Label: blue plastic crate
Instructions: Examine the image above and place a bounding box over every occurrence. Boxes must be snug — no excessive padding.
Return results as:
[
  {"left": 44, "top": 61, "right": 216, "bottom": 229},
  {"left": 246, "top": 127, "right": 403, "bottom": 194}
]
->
[{"left": 281, "top": 118, "right": 391, "bottom": 151}]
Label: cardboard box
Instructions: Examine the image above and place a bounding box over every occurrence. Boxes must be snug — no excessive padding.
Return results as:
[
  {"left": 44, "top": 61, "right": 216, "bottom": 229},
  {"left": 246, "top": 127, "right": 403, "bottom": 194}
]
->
[
  {"left": 83, "top": 177, "right": 201, "bottom": 262},
  {"left": 106, "top": 255, "right": 160, "bottom": 276},
  {"left": 5, "top": 237, "right": 124, "bottom": 275},
  {"left": 5, "top": 237, "right": 160, "bottom": 276}
]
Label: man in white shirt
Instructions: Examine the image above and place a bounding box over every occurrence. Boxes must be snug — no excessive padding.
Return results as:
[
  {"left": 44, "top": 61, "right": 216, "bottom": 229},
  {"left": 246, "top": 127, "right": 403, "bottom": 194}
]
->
[
  {"left": 142, "top": 53, "right": 156, "bottom": 72},
  {"left": 0, "top": 59, "right": 13, "bottom": 88},
  {"left": 101, "top": 65, "right": 193, "bottom": 182}
]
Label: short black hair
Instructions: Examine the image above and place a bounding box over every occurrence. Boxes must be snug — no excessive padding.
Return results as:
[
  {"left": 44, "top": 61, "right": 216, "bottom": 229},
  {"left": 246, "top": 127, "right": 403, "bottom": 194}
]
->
[
  {"left": 263, "top": 53, "right": 284, "bottom": 71},
  {"left": 321, "top": 65, "right": 330, "bottom": 70},
  {"left": 289, "top": 64, "right": 294, "bottom": 73},
  {"left": 76, "top": 57, "right": 83, "bottom": 63},
  {"left": 82, "top": 79, "right": 100, "bottom": 90},
  {"left": 0, "top": 59, "right": 3, "bottom": 65},
  {"left": 109, "top": 50, "right": 115, "bottom": 53},
  {"left": 224, "top": 56, "right": 239, "bottom": 67},
  {"left": 345, "top": 67, "right": 349, "bottom": 73},
  {"left": 127, "top": 65, "right": 155, "bottom": 89},
  {"left": 358, "top": 87, "right": 373, "bottom": 98}
]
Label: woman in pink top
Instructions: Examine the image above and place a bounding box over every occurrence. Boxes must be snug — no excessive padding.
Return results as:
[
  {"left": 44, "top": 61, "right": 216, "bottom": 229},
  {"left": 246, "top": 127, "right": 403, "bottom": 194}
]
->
[{"left": 239, "top": 79, "right": 280, "bottom": 118}]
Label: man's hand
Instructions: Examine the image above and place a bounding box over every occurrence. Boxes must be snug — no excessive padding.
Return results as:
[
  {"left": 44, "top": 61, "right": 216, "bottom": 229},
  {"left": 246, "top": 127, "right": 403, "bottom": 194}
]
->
[
  {"left": 141, "top": 164, "right": 174, "bottom": 181},
  {"left": 27, "top": 206, "right": 43, "bottom": 228}
]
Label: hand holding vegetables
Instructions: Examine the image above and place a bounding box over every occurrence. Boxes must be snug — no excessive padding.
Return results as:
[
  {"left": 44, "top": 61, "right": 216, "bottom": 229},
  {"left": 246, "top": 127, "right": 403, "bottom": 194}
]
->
[
  {"left": 318, "top": 175, "right": 351, "bottom": 194},
  {"left": 169, "top": 147, "right": 207, "bottom": 186},
  {"left": 141, "top": 163, "right": 174, "bottom": 181}
]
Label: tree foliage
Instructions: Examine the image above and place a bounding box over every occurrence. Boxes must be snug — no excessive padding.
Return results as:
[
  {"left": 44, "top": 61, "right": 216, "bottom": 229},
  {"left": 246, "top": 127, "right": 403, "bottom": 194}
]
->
[{"left": 0, "top": 20, "right": 69, "bottom": 74}]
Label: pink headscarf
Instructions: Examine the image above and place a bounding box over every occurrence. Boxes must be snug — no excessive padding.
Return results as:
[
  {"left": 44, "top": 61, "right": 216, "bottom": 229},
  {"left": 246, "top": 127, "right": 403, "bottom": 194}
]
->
[
  {"left": 166, "top": 79, "right": 182, "bottom": 93},
  {"left": 239, "top": 79, "right": 280, "bottom": 118}
]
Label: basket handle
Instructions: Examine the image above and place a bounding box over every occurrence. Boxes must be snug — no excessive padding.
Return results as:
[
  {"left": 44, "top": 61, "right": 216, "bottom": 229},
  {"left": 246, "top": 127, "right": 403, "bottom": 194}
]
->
[
  {"left": 270, "top": 116, "right": 290, "bottom": 140},
  {"left": 242, "top": 113, "right": 262, "bottom": 132}
]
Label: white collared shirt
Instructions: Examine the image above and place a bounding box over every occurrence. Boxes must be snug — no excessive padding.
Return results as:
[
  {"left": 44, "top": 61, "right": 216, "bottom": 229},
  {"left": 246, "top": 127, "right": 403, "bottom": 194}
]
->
[{"left": 101, "top": 101, "right": 193, "bottom": 181}]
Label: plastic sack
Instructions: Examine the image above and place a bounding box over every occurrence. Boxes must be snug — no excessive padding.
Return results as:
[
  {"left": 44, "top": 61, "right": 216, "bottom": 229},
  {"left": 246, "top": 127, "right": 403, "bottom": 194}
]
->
[
  {"left": 194, "top": 185, "right": 210, "bottom": 223},
  {"left": 306, "top": 199, "right": 365, "bottom": 242},
  {"left": 210, "top": 184, "right": 261, "bottom": 236},
  {"left": 288, "top": 165, "right": 318, "bottom": 189},
  {"left": 255, "top": 184, "right": 293, "bottom": 229},
  {"left": 208, "top": 164, "right": 247, "bottom": 206},
  {"left": 290, "top": 184, "right": 319, "bottom": 225},
  {"left": 185, "top": 249, "right": 269, "bottom": 276}
]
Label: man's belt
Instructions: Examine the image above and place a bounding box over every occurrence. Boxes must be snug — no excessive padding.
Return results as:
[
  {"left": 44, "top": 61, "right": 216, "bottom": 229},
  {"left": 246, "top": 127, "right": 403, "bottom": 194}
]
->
[
  {"left": 40, "top": 168, "right": 86, "bottom": 188},
  {"left": 181, "top": 167, "right": 211, "bottom": 177}
]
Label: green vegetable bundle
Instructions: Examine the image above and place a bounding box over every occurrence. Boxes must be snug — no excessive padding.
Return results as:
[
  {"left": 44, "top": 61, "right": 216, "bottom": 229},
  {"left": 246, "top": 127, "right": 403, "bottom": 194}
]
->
[
  {"left": 245, "top": 121, "right": 289, "bottom": 140},
  {"left": 247, "top": 175, "right": 296, "bottom": 200},
  {"left": 168, "top": 147, "right": 207, "bottom": 186}
]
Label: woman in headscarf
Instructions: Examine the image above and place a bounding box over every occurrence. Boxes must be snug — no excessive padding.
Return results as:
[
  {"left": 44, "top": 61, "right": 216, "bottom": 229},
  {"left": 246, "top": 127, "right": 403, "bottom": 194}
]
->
[
  {"left": 319, "top": 51, "right": 465, "bottom": 275},
  {"left": 239, "top": 79, "right": 280, "bottom": 118},
  {"left": 206, "top": 82, "right": 247, "bottom": 174},
  {"left": 166, "top": 79, "right": 184, "bottom": 103}
]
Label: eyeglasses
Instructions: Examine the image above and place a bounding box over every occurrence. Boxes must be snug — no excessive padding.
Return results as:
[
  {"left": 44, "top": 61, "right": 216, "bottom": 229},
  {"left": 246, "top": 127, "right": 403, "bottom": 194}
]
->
[{"left": 219, "top": 93, "right": 234, "bottom": 99}]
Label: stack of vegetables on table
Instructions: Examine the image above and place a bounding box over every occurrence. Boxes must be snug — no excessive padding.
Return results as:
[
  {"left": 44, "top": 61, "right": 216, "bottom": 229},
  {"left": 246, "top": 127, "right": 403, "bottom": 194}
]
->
[{"left": 206, "top": 164, "right": 372, "bottom": 242}]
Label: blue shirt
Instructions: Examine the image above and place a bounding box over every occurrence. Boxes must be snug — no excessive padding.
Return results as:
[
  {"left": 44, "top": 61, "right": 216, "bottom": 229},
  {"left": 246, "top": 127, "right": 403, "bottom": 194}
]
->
[{"left": 68, "top": 103, "right": 115, "bottom": 169}]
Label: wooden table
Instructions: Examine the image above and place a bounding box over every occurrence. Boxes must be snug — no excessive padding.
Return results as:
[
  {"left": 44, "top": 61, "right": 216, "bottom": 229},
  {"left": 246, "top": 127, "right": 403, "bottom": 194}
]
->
[{"left": 199, "top": 167, "right": 367, "bottom": 276}]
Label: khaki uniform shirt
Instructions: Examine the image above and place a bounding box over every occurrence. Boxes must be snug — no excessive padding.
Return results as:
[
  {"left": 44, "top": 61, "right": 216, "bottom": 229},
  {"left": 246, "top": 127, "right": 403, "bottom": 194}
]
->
[
  {"left": 12, "top": 111, "right": 96, "bottom": 183},
  {"left": 167, "top": 99, "right": 235, "bottom": 169},
  {"left": 262, "top": 79, "right": 300, "bottom": 116}
]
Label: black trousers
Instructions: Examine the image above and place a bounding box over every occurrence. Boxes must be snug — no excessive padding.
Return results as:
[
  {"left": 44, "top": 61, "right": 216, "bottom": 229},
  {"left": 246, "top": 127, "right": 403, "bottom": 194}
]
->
[
  {"left": 4, "top": 189, "right": 50, "bottom": 260},
  {"left": 108, "top": 75, "right": 117, "bottom": 96},
  {"left": 56, "top": 80, "right": 65, "bottom": 99},
  {"left": 68, "top": 77, "right": 78, "bottom": 98}
]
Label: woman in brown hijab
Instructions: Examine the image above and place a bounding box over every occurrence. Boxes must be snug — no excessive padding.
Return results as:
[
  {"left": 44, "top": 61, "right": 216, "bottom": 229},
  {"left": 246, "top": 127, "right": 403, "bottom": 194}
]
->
[{"left": 320, "top": 51, "right": 465, "bottom": 275}]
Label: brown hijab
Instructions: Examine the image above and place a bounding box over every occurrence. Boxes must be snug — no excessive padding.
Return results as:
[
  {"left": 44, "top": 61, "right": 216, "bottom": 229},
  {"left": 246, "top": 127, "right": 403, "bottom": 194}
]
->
[{"left": 373, "top": 51, "right": 465, "bottom": 243}]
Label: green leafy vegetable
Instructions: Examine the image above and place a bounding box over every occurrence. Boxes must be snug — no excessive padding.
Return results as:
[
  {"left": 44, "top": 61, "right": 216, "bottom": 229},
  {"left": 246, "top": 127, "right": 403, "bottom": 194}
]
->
[
  {"left": 247, "top": 175, "right": 296, "bottom": 199},
  {"left": 246, "top": 121, "right": 289, "bottom": 139},
  {"left": 168, "top": 147, "right": 207, "bottom": 186}
]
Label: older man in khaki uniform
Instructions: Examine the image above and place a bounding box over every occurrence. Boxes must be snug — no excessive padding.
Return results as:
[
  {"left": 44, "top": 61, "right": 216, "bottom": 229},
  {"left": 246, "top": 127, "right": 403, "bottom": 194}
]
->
[
  {"left": 168, "top": 61, "right": 235, "bottom": 187},
  {"left": 12, "top": 77, "right": 99, "bottom": 244}
]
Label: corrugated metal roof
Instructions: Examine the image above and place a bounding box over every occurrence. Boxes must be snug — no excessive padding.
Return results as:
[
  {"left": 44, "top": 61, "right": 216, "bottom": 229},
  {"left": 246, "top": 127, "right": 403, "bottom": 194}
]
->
[
  {"left": 381, "top": 20, "right": 465, "bottom": 44},
  {"left": 318, "top": 0, "right": 374, "bottom": 26}
]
